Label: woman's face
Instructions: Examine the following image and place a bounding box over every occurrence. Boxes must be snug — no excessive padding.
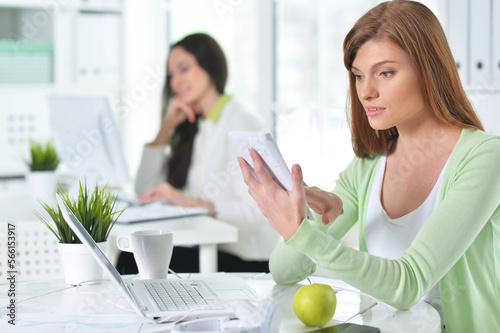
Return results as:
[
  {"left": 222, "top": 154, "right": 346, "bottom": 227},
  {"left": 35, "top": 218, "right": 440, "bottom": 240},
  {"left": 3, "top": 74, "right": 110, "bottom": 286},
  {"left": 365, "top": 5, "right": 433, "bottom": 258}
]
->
[
  {"left": 351, "top": 39, "right": 430, "bottom": 131},
  {"left": 167, "top": 46, "right": 215, "bottom": 105}
]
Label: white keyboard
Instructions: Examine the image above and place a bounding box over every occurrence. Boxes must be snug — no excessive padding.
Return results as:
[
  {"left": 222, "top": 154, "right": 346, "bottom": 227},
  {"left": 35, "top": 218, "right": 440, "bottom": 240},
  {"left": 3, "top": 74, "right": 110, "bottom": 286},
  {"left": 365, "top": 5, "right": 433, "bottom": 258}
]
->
[{"left": 144, "top": 280, "right": 223, "bottom": 311}]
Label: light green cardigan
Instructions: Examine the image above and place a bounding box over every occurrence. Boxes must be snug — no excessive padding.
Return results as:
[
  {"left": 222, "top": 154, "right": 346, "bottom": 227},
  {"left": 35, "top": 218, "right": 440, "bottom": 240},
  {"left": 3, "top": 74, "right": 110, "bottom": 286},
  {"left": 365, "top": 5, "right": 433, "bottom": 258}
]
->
[{"left": 269, "top": 129, "right": 500, "bottom": 332}]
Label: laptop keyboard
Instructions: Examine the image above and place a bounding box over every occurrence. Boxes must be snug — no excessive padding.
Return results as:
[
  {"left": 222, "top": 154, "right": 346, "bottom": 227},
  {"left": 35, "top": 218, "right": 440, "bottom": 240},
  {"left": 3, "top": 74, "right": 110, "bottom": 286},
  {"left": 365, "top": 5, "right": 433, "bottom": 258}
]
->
[{"left": 144, "top": 280, "right": 224, "bottom": 311}]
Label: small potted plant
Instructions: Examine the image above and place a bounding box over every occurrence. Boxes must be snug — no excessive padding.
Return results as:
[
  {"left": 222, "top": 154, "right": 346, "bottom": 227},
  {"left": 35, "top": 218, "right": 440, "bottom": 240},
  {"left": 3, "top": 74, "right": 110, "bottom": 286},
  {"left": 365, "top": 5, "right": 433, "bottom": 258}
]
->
[
  {"left": 34, "top": 181, "right": 125, "bottom": 285},
  {"left": 25, "top": 140, "right": 60, "bottom": 205}
]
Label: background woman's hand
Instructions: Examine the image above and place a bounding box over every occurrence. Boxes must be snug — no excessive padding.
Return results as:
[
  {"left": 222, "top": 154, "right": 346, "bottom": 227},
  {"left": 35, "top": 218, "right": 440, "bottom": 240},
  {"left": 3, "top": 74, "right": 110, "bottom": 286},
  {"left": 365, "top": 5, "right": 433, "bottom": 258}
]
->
[
  {"left": 238, "top": 148, "right": 307, "bottom": 241},
  {"left": 150, "top": 97, "right": 201, "bottom": 146},
  {"left": 164, "top": 97, "right": 200, "bottom": 128},
  {"left": 137, "top": 182, "right": 216, "bottom": 213},
  {"left": 137, "top": 182, "right": 187, "bottom": 205}
]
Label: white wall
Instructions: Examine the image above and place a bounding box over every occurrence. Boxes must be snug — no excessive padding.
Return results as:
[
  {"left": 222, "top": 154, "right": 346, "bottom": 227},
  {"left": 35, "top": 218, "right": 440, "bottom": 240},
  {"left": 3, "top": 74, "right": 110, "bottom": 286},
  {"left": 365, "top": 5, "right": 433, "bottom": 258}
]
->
[{"left": 120, "top": 0, "right": 168, "bottom": 177}]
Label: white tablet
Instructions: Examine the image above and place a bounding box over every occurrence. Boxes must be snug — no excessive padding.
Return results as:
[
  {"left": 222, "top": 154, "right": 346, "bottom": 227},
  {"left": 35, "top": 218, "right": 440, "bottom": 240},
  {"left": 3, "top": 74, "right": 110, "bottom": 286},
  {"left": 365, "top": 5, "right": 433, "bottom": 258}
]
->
[{"left": 228, "top": 130, "right": 314, "bottom": 220}]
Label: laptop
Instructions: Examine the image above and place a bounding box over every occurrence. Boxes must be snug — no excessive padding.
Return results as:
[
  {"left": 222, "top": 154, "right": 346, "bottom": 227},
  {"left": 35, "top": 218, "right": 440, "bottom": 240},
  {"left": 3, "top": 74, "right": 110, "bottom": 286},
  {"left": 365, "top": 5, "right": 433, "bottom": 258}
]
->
[{"left": 56, "top": 195, "right": 257, "bottom": 323}]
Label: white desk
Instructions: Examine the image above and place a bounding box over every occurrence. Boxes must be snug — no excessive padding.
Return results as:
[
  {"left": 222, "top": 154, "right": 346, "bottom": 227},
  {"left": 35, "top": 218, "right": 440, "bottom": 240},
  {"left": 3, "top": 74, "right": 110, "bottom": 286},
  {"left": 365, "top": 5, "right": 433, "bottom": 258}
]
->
[
  {"left": 0, "top": 179, "right": 238, "bottom": 274},
  {"left": 110, "top": 217, "right": 238, "bottom": 273},
  {"left": 0, "top": 273, "right": 441, "bottom": 333}
]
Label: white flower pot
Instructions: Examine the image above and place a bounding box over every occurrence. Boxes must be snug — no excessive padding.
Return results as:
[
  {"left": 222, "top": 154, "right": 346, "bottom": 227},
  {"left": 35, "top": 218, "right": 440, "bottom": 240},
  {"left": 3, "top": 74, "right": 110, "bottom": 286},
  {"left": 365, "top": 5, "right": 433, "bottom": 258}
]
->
[
  {"left": 26, "top": 171, "right": 58, "bottom": 207},
  {"left": 58, "top": 242, "right": 108, "bottom": 285}
]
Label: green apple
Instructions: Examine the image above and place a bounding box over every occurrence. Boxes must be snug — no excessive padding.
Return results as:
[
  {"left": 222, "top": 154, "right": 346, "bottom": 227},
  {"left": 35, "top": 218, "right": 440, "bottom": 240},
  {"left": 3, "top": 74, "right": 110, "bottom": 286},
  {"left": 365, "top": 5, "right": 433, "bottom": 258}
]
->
[{"left": 293, "top": 283, "right": 337, "bottom": 327}]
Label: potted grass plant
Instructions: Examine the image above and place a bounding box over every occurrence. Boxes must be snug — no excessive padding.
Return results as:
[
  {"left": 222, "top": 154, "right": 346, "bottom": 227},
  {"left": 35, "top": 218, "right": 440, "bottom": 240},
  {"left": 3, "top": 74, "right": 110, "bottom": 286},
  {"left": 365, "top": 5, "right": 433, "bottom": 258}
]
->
[
  {"left": 25, "top": 140, "right": 60, "bottom": 206},
  {"left": 34, "top": 181, "right": 125, "bottom": 285}
]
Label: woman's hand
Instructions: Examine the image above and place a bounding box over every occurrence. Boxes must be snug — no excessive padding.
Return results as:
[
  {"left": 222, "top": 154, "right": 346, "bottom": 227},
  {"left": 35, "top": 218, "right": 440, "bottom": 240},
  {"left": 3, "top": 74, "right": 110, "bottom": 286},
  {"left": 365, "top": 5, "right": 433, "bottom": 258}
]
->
[
  {"left": 164, "top": 97, "right": 201, "bottom": 127},
  {"left": 304, "top": 185, "right": 343, "bottom": 225},
  {"left": 238, "top": 148, "right": 307, "bottom": 241},
  {"left": 137, "top": 182, "right": 187, "bottom": 205},
  {"left": 137, "top": 182, "right": 215, "bottom": 212},
  {"left": 150, "top": 97, "right": 201, "bottom": 146}
]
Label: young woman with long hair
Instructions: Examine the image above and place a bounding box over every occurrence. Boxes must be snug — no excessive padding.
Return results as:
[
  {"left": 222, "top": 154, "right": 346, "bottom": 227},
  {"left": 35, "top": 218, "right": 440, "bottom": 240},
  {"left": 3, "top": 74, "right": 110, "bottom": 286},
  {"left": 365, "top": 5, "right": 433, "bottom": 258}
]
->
[{"left": 238, "top": 2, "right": 499, "bottom": 331}]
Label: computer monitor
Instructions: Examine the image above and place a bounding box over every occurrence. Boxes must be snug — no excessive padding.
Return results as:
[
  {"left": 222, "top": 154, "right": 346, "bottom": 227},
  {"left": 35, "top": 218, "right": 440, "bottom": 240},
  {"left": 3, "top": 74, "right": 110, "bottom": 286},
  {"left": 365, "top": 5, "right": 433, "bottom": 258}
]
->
[{"left": 48, "top": 95, "right": 130, "bottom": 187}]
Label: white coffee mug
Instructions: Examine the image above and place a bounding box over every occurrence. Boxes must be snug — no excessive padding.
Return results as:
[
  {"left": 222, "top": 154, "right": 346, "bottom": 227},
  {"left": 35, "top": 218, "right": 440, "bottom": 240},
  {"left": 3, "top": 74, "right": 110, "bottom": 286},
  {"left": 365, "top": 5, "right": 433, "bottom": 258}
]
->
[{"left": 116, "top": 230, "right": 173, "bottom": 279}]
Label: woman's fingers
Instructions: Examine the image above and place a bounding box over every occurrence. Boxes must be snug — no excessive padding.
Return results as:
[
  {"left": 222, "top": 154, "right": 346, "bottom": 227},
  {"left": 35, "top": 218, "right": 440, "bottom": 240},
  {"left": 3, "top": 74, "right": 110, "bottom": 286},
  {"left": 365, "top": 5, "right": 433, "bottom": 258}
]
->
[
  {"left": 137, "top": 189, "right": 156, "bottom": 203},
  {"left": 291, "top": 164, "right": 307, "bottom": 220},
  {"left": 237, "top": 152, "right": 305, "bottom": 241},
  {"left": 248, "top": 148, "right": 280, "bottom": 189},
  {"left": 291, "top": 164, "right": 304, "bottom": 194},
  {"left": 237, "top": 157, "right": 261, "bottom": 189},
  {"left": 168, "top": 98, "right": 197, "bottom": 124},
  {"left": 175, "top": 100, "right": 196, "bottom": 123},
  {"left": 238, "top": 150, "right": 282, "bottom": 192},
  {"left": 238, "top": 156, "right": 269, "bottom": 207},
  {"left": 183, "top": 106, "right": 197, "bottom": 123},
  {"left": 193, "top": 103, "right": 203, "bottom": 116},
  {"left": 322, "top": 206, "right": 342, "bottom": 225},
  {"left": 137, "top": 183, "right": 170, "bottom": 203},
  {"left": 304, "top": 186, "right": 343, "bottom": 225}
]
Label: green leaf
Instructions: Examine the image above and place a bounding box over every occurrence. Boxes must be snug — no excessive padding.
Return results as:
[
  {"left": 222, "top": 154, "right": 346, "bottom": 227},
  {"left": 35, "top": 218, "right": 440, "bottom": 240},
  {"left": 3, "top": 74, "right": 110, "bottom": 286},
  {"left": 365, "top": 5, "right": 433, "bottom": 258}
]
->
[
  {"left": 33, "top": 179, "right": 127, "bottom": 244},
  {"left": 25, "top": 140, "right": 60, "bottom": 171}
]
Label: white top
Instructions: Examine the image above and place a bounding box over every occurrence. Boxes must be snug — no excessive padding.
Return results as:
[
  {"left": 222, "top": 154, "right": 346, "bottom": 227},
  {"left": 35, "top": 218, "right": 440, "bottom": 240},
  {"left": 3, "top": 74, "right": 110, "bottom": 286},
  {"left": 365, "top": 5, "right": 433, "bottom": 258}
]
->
[
  {"left": 135, "top": 99, "right": 279, "bottom": 261},
  {"left": 364, "top": 154, "right": 448, "bottom": 312}
]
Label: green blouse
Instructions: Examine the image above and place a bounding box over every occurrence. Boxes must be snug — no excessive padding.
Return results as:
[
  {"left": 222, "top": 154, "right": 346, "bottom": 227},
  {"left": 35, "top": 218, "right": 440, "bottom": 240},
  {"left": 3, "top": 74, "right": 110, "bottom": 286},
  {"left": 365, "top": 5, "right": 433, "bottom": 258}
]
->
[{"left": 269, "top": 129, "right": 500, "bottom": 332}]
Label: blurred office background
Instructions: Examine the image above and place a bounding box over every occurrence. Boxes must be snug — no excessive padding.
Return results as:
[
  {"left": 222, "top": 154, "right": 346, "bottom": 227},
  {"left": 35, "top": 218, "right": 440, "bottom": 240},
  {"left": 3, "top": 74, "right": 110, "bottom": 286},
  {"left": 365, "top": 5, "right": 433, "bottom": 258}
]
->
[{"left": 1, "top": 0, "right": 499, "bottom": 191}]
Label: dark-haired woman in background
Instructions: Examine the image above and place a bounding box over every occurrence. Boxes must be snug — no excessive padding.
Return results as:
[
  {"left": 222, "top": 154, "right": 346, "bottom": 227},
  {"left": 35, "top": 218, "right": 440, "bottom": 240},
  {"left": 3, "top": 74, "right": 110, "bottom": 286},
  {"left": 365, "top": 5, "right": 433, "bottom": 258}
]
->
[{"left": 124, "top": 33, "right": 278, "bottom": 273}]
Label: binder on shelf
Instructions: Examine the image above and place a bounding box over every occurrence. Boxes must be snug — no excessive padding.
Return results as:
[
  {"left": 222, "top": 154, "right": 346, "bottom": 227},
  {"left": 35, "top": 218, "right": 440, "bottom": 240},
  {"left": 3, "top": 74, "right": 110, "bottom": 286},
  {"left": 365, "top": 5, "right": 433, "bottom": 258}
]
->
[
  {"left": 54, "top": 10, "right": 76, "bottom": 86},
  {"left": 75, "top": 12, "right": 121, "bottom": 85},
  {"left": 469, "top": 0, "right": 491, "bottom": 87},
  {"left": 493, "top": 0, "right": 500, "bottom": 85},
  {"left": 447, "top": 0, "right": 469, "bottom": 86},
  {"left": 0, "top": 40, "right": 53, "bottom": 84}
]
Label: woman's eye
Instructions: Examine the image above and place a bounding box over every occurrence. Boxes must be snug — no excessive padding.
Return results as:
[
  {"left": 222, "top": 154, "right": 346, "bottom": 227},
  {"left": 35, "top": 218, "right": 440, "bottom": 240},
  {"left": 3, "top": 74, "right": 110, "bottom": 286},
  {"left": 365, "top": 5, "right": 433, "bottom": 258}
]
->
[
  {"left": 381, "top": 71, "right": 394, "bottom": 78},
  {"left": 180, "top": 66, "right": 190, "bottom": 73},
  {"left": 353, "top": 73, "right": 363, "bottom": 80}
]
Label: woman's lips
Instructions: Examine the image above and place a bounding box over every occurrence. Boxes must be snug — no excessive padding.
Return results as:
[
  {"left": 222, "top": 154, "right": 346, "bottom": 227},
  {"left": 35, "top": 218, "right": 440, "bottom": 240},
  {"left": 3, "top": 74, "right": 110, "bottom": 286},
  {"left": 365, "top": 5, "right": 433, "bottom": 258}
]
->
[
  {"left": 365, "top": 106, "right": 385, "bottom": 117},
  {"left": 177, "top": 89, "right": 189, "bottom": 96}
]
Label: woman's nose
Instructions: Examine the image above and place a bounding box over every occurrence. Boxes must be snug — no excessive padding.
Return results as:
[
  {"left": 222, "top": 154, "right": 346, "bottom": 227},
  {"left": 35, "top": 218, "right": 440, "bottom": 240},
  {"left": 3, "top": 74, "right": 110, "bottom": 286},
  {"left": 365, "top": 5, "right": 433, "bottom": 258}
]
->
[
  {"left": 357, "top": 79, "right": 379, "bottom": 101},
  {"left": 170, "top": 75, "right": 179, "bottom": 89}
]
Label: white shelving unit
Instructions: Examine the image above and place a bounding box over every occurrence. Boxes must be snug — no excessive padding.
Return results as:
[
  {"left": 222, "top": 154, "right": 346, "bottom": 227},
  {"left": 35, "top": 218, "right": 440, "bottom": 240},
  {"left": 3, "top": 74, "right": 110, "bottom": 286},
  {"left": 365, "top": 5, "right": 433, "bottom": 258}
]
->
[
  {"left": 0, "top": 0, "right": 168, "bottom": 178},
  {"left": 0, "top": 0, "right": 124, "bottom": 87},
  {"left": 445, "top": 0, "right": 500, "bottom": 136}
]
